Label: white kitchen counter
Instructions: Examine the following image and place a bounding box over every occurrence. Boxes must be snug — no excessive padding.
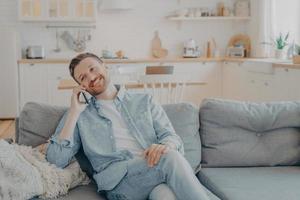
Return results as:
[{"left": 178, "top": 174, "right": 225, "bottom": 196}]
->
[{"left": 18, "top": 57, "right": 299, "bottom": 69}]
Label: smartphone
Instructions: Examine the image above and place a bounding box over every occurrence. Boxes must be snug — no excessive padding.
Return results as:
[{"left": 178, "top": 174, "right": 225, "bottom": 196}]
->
[{"left": 79, "top": 91, "right": 89, "bottom": 104}]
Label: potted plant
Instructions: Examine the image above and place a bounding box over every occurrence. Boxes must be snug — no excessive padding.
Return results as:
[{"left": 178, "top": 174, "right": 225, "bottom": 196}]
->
[
  {"left": 263, "top": 32, "right": 289, "bottom": 59},
  {"left": 293, "top": 45, "right": 300, "bottom": 64}
]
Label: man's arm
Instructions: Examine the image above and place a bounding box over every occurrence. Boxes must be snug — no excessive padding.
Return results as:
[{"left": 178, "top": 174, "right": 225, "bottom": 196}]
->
[
  {"left": 149, "top": 96, "right": 184, "bottom": 153},
  {"left": 46, "top": 110, "right": 81, "bottom": 168},
  {"left": 46, "top": 86, "right": 87, "bottom": 168},
  {"left": 144, "top": 95, "right": 184, "bottom": 167}
]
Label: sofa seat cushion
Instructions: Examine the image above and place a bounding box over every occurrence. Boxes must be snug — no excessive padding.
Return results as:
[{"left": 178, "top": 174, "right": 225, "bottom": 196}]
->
[
  {"left": 197, "top": 166, "right": 300, "bottom": 200},
  {"left": 200, "top": 98, "right": 300, "bottom": 167}
]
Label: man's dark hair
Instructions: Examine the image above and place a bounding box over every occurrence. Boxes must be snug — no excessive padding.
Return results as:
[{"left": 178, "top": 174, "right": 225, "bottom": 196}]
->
[{"left": 69, "top": 52, "right": 104, "bottom": 81}]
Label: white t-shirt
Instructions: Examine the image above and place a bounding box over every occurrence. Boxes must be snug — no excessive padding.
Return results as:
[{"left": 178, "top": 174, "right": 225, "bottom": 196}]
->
[{"left": 100, "top": 100, "right": 144, "bottom": 157}]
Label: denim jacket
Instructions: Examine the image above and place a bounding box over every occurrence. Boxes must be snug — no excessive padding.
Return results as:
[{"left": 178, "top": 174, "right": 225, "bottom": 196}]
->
[{"left": 46, "top": 86, "right": 184, "bottom": 191}]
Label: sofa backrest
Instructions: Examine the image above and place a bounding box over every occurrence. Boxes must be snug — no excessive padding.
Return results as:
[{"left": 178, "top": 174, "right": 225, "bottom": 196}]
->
[
  {"left": 16, "top": 102, "right": 201, "bottom": 173},
  {"left": 200, "top": 98, "right": 300, "bottom": 167},
  {"left": 16, "top": 102, "right": 67, "bottom": 147}
]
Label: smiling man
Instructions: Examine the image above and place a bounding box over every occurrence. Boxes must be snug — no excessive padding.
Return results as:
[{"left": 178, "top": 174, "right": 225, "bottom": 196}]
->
[{"left": 46, "top": 52, "right": 210, "bottom": 200}]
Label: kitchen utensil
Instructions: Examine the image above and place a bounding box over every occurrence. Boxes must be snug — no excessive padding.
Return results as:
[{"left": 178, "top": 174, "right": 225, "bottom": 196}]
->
[
  {"left": 61, "top": 31, "right": 76, "bottom": 50},
  {"left": 53, "top": 29, "right": 61, "bottom": 53}
]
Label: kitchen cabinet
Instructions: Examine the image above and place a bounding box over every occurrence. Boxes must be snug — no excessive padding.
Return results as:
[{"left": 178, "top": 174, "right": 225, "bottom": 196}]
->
[
  {"left": 19, "top": 63, "right": 72, "bottom": 111},
  {"left": 162, "top": 62, "right": 222, "bottom": 105},
  {"left": 273, "top": 67, "right": 300, "bottom": 101},
  {"left": 18, "top": 0, "right": 97, "bottom": 22},
  {"left": 46, "top": 64, "right": 72, "bottom": 106},
  {"left": 242, "top": 61, "right": 276, "bottom": 102},
  {"left": 19, "top": 63, "right": 49, "bottom": 109},
  {"left": 222, "top": 61, "right": 247, "bottom": 100},
  {"left": 223, "top": 61, "right": 277, "bottom": 102}
]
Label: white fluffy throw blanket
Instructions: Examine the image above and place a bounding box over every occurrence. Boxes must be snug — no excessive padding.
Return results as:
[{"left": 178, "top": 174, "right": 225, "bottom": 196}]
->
[{"left": 0, "top": 140, "right": 90, "bottom": 200}]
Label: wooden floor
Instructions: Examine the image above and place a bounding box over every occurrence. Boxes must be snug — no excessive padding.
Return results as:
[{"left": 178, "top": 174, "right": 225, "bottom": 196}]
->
[{"left": 0, "top": 120, "right": 15, "bottom": 141}]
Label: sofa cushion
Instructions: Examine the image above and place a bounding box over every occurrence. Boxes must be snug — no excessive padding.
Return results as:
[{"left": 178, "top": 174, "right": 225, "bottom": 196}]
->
[
  {"left": 17, "top": 102, "right": 67, "bottom": 147},
  {"left": 149, "top": 183, "right": 221, "bottom": 200},
  {"left": 162, "top": 103, "right": 201, "bottom": 171},
  {"left": 200, "top": 98, "right": 300, "bottom": 167},
  {"left": 32, "top": 183, "right": 106, "bottom": 200},
  {"left": 197, "top": 166, "right": 300, "bottom": 200}
]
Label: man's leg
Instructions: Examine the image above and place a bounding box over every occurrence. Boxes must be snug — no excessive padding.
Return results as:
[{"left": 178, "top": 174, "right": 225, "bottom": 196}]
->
[
  {"left": 106, "top": 151, "right": 210, "bottom": 200},
  {"left": 149, "top": 184, "right": 177, "bottom": 200},
  {"left": 106, "top": 158, "right": 165, "bottom": 200},
  {"left": 154, "top": 150, "right": 210, "bottom": 200}
]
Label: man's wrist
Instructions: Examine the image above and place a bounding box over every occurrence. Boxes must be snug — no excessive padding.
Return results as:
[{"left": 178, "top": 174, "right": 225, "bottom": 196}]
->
[{"left": 164, "top": 142, "right": 177, "bottom": 151}]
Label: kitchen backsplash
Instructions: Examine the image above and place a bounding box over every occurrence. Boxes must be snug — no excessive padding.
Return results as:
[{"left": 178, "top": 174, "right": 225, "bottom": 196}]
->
[{"left": 2, "top": 0, "right": 253, "bottom": 59}]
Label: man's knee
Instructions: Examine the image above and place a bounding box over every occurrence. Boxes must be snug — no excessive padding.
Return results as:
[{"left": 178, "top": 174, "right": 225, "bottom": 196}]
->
[
  {"left": 149, "top": 184, "right": 177, "bottom": 200},
  {"left": 160, "top": 150, "right": 182, "bottom": 166}
]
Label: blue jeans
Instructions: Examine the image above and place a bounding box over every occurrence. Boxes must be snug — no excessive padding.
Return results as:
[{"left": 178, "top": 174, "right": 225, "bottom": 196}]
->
[{"left": 106, "top": 150, "right": 210, "bottom": 200}]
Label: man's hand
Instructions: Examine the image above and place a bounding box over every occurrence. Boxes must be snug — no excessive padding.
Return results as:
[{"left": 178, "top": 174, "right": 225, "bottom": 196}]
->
[
  {"left": 70, "top": 86, "right": 87, "bottom": 114},
  {"left": 143, "top": 144, "right": 170, "bottom": 167}
]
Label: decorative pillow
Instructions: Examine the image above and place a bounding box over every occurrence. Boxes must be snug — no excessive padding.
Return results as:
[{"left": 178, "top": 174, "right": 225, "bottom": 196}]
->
[{"left": 200, "top": 98, "right": 300, "bottom": 167}]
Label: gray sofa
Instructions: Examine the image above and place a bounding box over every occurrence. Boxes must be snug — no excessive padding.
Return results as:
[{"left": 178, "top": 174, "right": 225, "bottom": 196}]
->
[{"left": 16, "top": 98, "right": 300, "bottom": 200}]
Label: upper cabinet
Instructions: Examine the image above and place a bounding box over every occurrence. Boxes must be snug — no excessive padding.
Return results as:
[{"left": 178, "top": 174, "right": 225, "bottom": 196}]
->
[{"left": 18, "top": 0, "right": 97, "bottom": 22}]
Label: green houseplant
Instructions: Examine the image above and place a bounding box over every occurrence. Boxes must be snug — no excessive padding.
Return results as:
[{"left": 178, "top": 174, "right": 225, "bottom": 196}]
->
[
  {"left": 293, "top": 44, "right": 300, "bottom": 64},
  {"left": 274, "top": 32, "right": 289, "bottom": 59},
  {"left": 263, "top": 32, "right": 289, "bottom": 59}
]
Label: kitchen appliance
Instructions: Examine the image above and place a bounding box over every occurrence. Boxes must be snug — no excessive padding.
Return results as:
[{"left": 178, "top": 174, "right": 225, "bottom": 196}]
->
[
  {"left": 0, "top": 30, "right": 19, "bottom": 118},
  {"left": 26, "top": 46, "right": 45, "bottom": 59},
  {"left": 227, "top": 34, "right": 251, "bottom": 57},
  {"left": 183, "top": 39, "right": 200, "bottom": 58},
  {"left": 227, "top": 46, "right": 245, "bottom": 57}
]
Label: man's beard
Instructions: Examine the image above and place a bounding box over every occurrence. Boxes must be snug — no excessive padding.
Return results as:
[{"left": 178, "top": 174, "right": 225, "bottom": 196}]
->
[{"left": 87, "top": 75, "right": 110, "bottom": 96}]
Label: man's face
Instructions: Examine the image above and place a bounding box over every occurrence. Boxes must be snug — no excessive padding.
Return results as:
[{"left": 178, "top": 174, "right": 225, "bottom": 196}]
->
[{"left": 73, "top": 57, "right": 110, "bottom": 96}]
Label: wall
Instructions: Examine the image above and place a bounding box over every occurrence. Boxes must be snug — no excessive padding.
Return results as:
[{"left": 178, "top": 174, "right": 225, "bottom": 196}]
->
[
  {"left": 1, "top": 0, "right": 249, "bottom": 59},
  {"left": 275, "top": 0, "right": 300, "bottom": 44}
]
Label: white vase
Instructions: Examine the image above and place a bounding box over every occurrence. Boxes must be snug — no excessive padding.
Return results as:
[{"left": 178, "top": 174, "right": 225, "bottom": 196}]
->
[{"left": 274, "top": 49, "right": 286, "bottom": 59}]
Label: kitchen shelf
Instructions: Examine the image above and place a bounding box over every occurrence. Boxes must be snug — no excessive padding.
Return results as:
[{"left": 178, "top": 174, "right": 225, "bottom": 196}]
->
[
  {"left": 167, "top": 16, "right": 251, "bottom": 21},
  {"left": 18, "top": 0, "right": 97, "bottom": 23}
]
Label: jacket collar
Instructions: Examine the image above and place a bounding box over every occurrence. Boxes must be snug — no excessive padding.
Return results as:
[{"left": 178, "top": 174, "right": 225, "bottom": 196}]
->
[{"left": 90, "top": 85, "right": 126, "bottom": 108}]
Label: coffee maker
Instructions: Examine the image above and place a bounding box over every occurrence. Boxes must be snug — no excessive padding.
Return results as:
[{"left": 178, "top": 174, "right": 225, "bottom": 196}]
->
[{"left": 183, "top": 39, "right": 200, "bottom": 58}]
